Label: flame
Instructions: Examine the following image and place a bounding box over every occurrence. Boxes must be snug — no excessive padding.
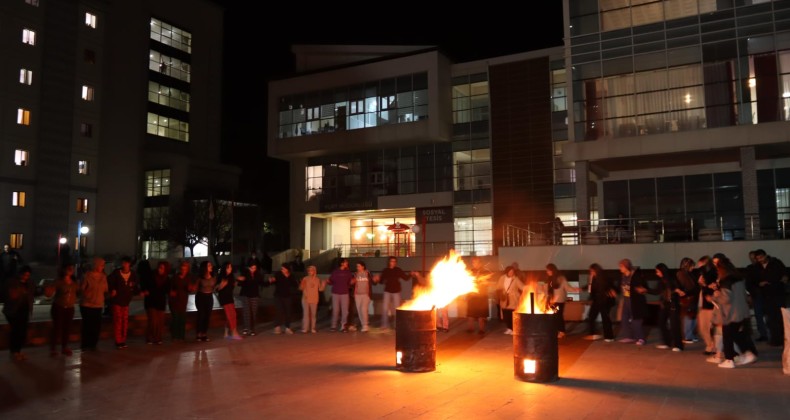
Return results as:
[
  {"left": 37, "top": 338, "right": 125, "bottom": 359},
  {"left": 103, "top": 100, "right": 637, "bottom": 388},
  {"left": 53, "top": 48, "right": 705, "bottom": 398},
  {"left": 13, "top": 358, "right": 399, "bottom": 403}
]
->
[
  {"left": 516, "top": 275, "right": 555, "bottom": 314},
  {"left": 399, "top": 250, "right": 477, "bottom": 311}
]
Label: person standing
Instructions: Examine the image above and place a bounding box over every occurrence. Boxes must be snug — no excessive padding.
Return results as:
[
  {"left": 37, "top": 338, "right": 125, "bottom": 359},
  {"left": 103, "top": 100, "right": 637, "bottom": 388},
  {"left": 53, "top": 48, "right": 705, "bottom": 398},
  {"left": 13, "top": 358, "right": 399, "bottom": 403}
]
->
[
  {"left": 545, "top": 263, "right": 580, "bottom": 338},
  {"left": 495, "top": 266, "right": 524, "bottom": 335},
  {"left": 169, "top": 260, "right": 193, "bottom": 342},
  {"left": 79, "top": 257, "right": 108, "bottom": 352},
  {"left": 0, "top": 244, "right": 22, "bottom": 302},
  {"left": 466, "top": 256, "right": 492, "bottom": 335},
  {"left": 754, "top": 249, "right": 787, "bottom": 347},
  {"left": 585, "top": 263, "right": 617, "bottom": 341},
  {"left": 676, "top": 257, "right": 699, "bottom": 344},
  {"left": 48, "top": 263, "right": 78, "bottom": 356},
  {"left": 237, "top": 261, "right": 264, "bottom": 336},
  {"left": 744, "top": 250, "right": 768, "bottom": 341},
  {"left": 299, "top": 265, "right": 325, "bottom": 333},
  {"left": 194, "top": 261, "right": 216, "bottom": 342},
  {"left": 269, "top": 263, "right": 297, "bottom": 334},
  {"left": 327, "top": 258, "right": 354, "bottom": 332},
  {"left": 3, "top": 266, "right": 35, "bottom": 360},
  {"left": 351, "top": 261, "right": 373, "bottom": 332},
  {"left": 711, "top": 257, "right": 758, "bottom": 368},
  {"left": 107, "top": 256, "right": 139, "bottom": 349},
  {"left": 616, "top": 259, "right": 648, "bottom": 345},
  {"left": 216, "top": 261, "right": 242, "bottom": 340},
  {"left": 653, "top": 263, "right": 684, "bottom": 351},
  {"left": 378, "top": 257, "right": 412, "bottom": 329},
  {"left": 143, "top": 261, "right": 170, "bottom": 344},
  {"left": 696, "top": 256, "right": 719, "bottom": 356}
]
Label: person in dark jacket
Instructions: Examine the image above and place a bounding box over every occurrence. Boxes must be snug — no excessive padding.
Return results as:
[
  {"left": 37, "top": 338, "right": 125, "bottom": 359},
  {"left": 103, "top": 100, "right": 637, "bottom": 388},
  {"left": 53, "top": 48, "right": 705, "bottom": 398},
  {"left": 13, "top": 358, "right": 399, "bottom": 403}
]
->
[
  {"left": 269, "top": 263, "right": 297, "bottom": 334},
  {"left": 744, "top": 250, "right": 768, "bottom": 342},
  {"left": 616, "top": 259, "right": 648, "bottom": 345},
  {"left": 585, "top": 263, "right": 617, "bottom": 341},
  {"left": 3, "top": 266, "right": 35, "bottom": 361},
  {"left": 142, "top": 261, "right": 170, "bottom": 344},
  {"left": 676, "top": 257, "right": 699, "bottom": 343},
  {"left": 237, "top": 261, "right": 265, "bottom": 336},
  {"left": 48, "top": 263, "right": 79, "bottom": 356},
  {"left": 107, "top": 257, "right": 139, "bottom": 349},
  {"left": 697, "top": 255, "right": 720, "bottom": 356},
  {"left": 377, "top": 257, "right": 412, "bottom": 329},
  {"left": 754, "top": 249, "right": 787, "bottom": 346},
  {"left": 169, "top": 260, "right": 194, "bottom": 342},
  {"left": 652, "top": 263, "right": 683, "bottom": 351}
]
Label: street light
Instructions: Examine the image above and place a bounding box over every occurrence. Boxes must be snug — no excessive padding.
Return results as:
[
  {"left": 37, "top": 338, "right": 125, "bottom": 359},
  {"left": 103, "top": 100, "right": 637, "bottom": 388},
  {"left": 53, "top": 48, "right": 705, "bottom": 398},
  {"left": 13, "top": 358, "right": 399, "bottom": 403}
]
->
[
  {"left": 57, "top": 234, "right": 67, "bottom": 267},
  {"left": 76, "top": 221, "right": 89, "bottom": 278}
]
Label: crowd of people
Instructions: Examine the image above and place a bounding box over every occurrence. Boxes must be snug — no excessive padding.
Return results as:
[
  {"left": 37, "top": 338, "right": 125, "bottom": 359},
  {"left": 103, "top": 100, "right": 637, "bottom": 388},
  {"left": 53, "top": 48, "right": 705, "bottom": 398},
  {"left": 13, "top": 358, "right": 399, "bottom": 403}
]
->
[
  {"left": 575, "top": 250, "right": 787, "bottom": 369},
  {"left": 2, "top": 250, "right": 787, "bottom": 368}
]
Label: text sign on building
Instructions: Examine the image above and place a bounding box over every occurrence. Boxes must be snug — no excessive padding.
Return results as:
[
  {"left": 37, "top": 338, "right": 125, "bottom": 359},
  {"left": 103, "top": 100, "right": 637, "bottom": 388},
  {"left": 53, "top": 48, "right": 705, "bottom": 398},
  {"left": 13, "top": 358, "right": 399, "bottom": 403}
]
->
[{"left": 416, "top": 206, "right": 453, "bottom": 224}]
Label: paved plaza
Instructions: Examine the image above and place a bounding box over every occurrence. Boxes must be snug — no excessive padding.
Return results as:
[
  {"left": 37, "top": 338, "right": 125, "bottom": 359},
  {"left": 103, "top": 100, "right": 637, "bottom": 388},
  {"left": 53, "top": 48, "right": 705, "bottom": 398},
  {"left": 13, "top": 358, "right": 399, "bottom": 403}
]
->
[{"left": 0, "top": 316, "right": 788, "bottom": 419}]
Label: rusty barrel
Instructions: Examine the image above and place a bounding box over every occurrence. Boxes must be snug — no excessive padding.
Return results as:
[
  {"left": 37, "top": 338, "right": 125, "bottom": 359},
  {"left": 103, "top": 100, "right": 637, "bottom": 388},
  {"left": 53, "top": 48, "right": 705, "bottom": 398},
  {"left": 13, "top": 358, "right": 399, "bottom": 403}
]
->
[
  {"left": 513, "top": 312, "right": 559, "bottom": 382},
  {"left": 395, "top": 308, "right": 436, "bottom": 372}
]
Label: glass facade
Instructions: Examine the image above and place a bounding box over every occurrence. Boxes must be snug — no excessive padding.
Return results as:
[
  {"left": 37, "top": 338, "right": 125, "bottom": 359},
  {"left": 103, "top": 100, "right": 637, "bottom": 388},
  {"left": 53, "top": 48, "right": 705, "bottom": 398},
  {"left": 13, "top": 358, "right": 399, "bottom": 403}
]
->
[
  {"left": 148, "top": 82, "right": 190, "bottom": 112},
  {"left": 150, "top": 18, "right": 192, "bottom": 54},
  {"left": 147, "top": 113, "right": 189, "bottom": 142},
  {"left": 570, "top": 0, "right": 790, "bottom": 141},
  {"left": 451, "top": 73, "right": 492, "bottom": 255},
  {"left": 306, "top": 144, "right": 452, "bottom": 206},
  {"left": 278, "top": 72, "right": 428, "bottom": 138}
]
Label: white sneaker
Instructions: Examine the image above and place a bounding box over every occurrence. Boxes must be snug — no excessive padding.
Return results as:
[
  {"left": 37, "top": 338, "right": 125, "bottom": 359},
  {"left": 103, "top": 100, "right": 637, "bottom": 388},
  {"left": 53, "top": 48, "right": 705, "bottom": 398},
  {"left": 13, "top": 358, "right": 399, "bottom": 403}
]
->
[
  {"left": 735, "top": 351, "right": 757, "bottom": 366},
  {"left": 285, "top": 328, "right": 294, "bottom": 335},
  {"left": 361, "top": 326, "right": 369, "bottom": 332},
  {"left": 718, "top": 359, "right": 736, "bottom": 369},
  {"left": 348, "top": 325, "right": 358, "bottom": 332},
  {"left": 311, "top": 329, "right": 317, "bottom": 334},
  {"left": 656, "top": 344, "right": 669, "bottom": 349},
  {"left": 273, "top": 326, "right": 282, "bottom": 334},
  {"left": 671, "top": 347, "right": 682, "bottom": 352},
  {"left": 585, "top": 334, "right": 603, "bottom": 341},
  {"left": 604, "top": 339, "right": 614, "bottom": 343},
  {"left": 504, "top": 329, "right": 513, "bottom": 335},
  {"left": 706, "top": 355, "right": 724, "bottom": 364}
]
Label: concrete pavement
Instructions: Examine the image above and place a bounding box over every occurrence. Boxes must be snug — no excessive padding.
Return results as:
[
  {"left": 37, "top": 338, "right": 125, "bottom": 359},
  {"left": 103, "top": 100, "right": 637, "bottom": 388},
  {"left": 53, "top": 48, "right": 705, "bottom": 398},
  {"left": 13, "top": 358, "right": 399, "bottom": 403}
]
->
[{"left": 0, "top": 316, "right": 787, "bottom": 419}]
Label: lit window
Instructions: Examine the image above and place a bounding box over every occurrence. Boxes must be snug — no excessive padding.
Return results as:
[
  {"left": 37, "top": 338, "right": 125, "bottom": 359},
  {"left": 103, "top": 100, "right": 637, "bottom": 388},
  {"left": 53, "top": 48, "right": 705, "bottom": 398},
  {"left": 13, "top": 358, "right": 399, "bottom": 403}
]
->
[
  {"left": 145, "top": 169, "right": 171, "bottom": 197},
  {"left": 17, "top": 109, "right": 31, "bottom": 125},
  {"left": 85, "top": 12, "right": 97, "bottom": 28},
  {"left": 22, "top": 29, "right": 36, "bottom": 46},
  {"left": 146, "top": 112, "right": 189, "bottom": 142},
  {"left": 78, "top": 160, "right": 90, "bottom": 175},
  {"left": 80, "top": 122, "right": 93, "bottom": 137},
  {"left": 19, "top": 69, "right": 33, "bottom": 85},
  {"left": 9, "top": 234, "right": 24, "bottom": 249},
  {"left": 12, "top": 192, "right": 26, "bottom": 207},
  {"left": 149, "top": 18, "right": 192, "bottom": 54},
  {"left": 76, "top": 198, "right": 89, "bottom": 213},
  {"left": 14, "top": 150, "right": 29, "bottom": 166},
  {"left": 25, "top": 0, "right": 39, "bottom": 6},
  {"left": 82, "top": 85, "right": 94, "bottom": 101}
]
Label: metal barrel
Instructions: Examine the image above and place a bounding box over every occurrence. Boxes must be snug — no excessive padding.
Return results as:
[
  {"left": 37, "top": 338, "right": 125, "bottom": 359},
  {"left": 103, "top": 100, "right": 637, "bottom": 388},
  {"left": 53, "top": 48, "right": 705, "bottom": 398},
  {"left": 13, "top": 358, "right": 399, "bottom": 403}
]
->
[
  {"left": 395, "top": 308, "right": 436, "bottom": 372},
  {"left": 513, "top": 312, "right": 559, "bottom": 382}
]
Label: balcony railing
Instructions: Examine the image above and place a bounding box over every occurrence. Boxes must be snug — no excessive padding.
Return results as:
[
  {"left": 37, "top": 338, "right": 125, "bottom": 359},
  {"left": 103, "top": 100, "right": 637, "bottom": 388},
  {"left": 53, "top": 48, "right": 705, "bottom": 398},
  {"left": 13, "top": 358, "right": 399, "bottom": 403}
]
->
[{"left": 503, "top": 214, "right": 789, "bottom": 246}]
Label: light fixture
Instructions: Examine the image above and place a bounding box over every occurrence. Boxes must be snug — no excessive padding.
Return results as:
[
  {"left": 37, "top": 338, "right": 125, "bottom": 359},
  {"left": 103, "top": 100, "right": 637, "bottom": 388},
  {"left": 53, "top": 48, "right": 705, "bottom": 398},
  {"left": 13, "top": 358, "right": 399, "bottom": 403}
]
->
[{"left": 396, "top": 351, "right": 402, "bottom": 366}]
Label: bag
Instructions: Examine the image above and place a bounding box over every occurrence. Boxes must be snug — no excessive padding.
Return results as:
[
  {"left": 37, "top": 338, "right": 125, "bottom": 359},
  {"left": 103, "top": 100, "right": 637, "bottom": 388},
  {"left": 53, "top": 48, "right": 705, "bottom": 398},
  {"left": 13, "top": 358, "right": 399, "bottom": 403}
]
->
[{"left": 711, "top": 304, "right": 723, "bottom": 326}]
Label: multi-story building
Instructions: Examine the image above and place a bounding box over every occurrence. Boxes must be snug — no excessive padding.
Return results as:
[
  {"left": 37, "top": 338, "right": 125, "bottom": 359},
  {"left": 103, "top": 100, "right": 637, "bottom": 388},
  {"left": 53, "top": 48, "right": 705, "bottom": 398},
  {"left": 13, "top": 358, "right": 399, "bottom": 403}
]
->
[
  {"left": 0, "top": 0, "right": 239, "bottom": 267},
  {"left": 268, "top": 45, "right": 563, "bottom": 261},
  {"left": 268, "top": 1, "right": 790, "bottom": 273}
]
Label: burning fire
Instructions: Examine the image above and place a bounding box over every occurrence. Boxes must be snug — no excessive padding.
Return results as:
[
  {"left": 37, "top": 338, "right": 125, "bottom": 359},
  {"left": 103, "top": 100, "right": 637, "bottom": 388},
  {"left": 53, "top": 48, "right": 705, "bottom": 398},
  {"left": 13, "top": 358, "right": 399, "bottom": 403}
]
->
[
  {"left": 516, "top": 276, "right": 555, "bottom": 314},
  {"left": 399, "top": 250, "right": 477, "bottom": 311}
]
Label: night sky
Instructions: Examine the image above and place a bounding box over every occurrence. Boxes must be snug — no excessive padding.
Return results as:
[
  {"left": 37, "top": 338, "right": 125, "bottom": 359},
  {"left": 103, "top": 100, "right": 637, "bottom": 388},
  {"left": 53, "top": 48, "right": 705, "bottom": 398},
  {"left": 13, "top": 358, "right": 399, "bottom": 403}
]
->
[{"left": 216, "top": 1, "right": 565, "bottom": 245}]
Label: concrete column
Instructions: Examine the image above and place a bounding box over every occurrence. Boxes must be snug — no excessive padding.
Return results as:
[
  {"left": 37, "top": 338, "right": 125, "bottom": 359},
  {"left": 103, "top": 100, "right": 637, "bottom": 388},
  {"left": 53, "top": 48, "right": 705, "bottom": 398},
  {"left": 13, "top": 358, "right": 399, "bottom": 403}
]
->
[
  {"left": 740, "top": 146, "right": 760, "bottom": 239},
  {"left": 575, "top": 161, "right": 590, "bottom": 239}
]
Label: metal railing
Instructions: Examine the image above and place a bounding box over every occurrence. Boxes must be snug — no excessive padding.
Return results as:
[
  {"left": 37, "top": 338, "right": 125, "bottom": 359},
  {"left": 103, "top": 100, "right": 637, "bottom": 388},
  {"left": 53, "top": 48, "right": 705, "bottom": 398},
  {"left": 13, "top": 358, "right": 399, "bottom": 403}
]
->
[
  {"left": 502, "top": 214, "right": 790, "bottom": 246},
  {"left": 333, "top": 241, "right": 494, "bottom": 258}
]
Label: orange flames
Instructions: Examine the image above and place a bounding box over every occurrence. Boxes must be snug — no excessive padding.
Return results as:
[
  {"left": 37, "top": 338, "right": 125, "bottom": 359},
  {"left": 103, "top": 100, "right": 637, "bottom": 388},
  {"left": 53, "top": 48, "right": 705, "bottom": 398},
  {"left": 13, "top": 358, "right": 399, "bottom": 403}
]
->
[
  {"left": 516, "top": 276, "right": 555, "bottom": 314},
  {"left": 399, "top": 250, "right": 477, "bottom": 311}
]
